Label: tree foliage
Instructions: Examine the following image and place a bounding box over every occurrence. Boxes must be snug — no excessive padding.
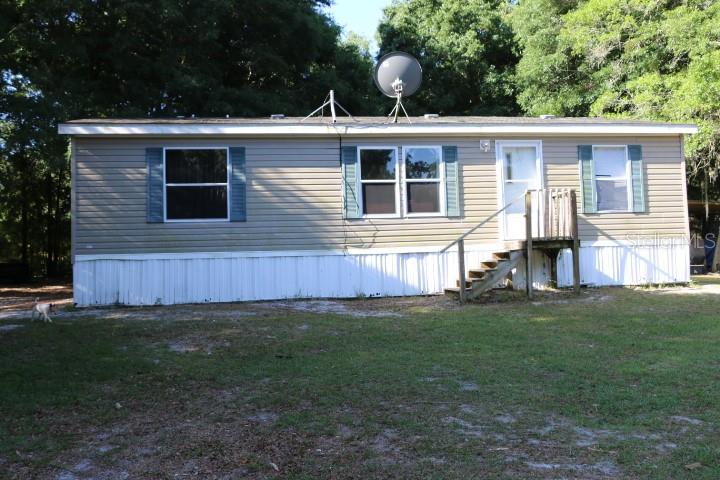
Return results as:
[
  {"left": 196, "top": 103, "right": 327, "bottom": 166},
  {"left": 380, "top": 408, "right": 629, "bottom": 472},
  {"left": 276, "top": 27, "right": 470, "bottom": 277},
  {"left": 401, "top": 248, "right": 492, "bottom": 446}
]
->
[
  {"left": 0, "top": 0, "right": 378, "bottom": 276},
  {"left": 510, "top": 0, "right": 720, "bottom": 186},
  {"left": 2, "top": 0, "right": 718, "bottom": 277},
  {"left": 377, "top": 0, "right": 519, "bottom": 115}
]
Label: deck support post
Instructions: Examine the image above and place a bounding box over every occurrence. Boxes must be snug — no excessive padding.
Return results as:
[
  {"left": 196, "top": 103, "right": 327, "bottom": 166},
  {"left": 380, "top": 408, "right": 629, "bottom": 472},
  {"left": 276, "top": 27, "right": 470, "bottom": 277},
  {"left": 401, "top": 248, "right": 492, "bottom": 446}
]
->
[
  {"left": 570, "top": 190, "right": 580, "bottom": 293},
  {"left": 525, "top": 191, "right": 533, "bottom": 299},
  {"left": 458, "top": 239, "right": 466, "bottom": 303},
  {"left": 545, "top": 249, "right": 560, "bottom": 288}
]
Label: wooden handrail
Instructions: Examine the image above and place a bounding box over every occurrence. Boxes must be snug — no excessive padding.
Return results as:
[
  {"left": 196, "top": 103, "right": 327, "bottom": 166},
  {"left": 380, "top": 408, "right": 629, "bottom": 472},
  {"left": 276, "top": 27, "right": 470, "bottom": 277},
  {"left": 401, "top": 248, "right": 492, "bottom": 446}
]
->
[
  {"left": 439, "top": 193, "right": 527, "bottom": 254},
  {"left": 443, "top": 188, "right": 580, "bottom": 302},
  {"left": 441, "top": 193, "right": 526, "bottom": 304}
]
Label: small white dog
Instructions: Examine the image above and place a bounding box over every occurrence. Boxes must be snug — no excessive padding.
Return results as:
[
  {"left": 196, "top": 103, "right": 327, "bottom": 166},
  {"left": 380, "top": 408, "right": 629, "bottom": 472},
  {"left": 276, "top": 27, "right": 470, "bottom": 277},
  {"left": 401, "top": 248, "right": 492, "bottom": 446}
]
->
[{"left": 31, "top": 297, "right": 54, "bottom": 323}]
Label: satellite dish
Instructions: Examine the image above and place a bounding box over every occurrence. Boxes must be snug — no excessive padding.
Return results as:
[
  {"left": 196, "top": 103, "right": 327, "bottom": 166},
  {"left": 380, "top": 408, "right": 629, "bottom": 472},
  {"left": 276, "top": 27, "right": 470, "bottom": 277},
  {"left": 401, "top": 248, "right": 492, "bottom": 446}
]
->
[
  {"left": 374, "top": 51, "right": 423, "bottom": 98},
  {"left": 374, "top": 52, "right": 422, "bottom": 123}
]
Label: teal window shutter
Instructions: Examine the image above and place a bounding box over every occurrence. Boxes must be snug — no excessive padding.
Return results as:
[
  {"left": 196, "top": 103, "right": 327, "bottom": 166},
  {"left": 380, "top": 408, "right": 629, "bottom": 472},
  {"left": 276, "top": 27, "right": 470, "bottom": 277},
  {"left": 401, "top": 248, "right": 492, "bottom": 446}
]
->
[
  {"left": 578, "top": 145, "right": 595, "bottom": 214},
  {"left": 628, "top": 144, "right": 646, "bottom": 212},
  {"left": 229, "top": 147, "right": 247, "bottom": 222},
  {"left": 443, "top": 145, "right": 460, "bottom": 217},
  {"left": 146, "top": 147, "right": 164, "bottom": 223},
  {"left": 342, "top": 146, "right": 361, "bottom": 219}
]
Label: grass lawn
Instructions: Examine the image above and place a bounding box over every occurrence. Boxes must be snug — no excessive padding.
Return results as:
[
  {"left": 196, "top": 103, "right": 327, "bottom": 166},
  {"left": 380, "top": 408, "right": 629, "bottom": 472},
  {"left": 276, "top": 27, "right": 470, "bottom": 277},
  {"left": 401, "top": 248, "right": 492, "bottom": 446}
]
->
[{"left": 1, "top": 279, "right": 720, "bottom": 479}]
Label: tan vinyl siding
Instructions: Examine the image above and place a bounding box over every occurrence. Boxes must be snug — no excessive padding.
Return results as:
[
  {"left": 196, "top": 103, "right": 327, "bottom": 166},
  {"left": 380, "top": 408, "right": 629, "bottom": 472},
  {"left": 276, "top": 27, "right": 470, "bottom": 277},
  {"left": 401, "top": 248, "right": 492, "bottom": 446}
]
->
[
  {"left": 542, "top": 136, "right": 687, "bottom": 240},
  {"left": 72, "top": 135, "right": 688, "bottom": 255}
]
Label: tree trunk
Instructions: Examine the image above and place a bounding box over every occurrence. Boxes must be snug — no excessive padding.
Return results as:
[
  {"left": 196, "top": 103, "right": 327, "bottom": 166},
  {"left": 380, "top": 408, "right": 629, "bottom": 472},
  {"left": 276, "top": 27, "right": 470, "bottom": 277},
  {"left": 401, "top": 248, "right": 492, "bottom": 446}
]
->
[
  {"left": 20, "top": 153, "right": 30, "bottom": 268},
  {"left": 20, "top": 200, "right": 29, "bottom": 265},
  {"left": 45, "top": 173, "right": 55, "bottom": 277}
]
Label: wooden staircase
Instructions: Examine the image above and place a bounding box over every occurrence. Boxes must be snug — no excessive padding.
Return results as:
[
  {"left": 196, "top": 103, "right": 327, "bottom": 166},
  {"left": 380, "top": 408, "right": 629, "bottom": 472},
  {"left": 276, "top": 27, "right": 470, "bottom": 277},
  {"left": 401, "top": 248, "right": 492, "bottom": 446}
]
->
[
  {"left": 444, "top": 249, "right": 524, "bottom": 300},
  {"left": 440, "top": 189, "right": 581, "bottom": 302}
]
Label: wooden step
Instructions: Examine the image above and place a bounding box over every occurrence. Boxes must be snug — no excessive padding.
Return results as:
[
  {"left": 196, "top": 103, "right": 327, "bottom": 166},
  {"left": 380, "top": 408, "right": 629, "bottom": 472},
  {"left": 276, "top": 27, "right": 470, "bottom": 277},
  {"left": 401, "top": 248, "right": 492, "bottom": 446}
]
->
[
  {"left": 456, "top": 277, "right": 487, "bottom": 288},
  {"left": 445, "top": 250, "right": 524, "bottom": 301},
  {"left": 492, "top": 251, "right": 510, "bottom": 261},
  {"left": 468, "top": 268, "right": 491, "bottom": 279},
  {"left": 444, "top": 287, "right": 472, "bottom": 298}
]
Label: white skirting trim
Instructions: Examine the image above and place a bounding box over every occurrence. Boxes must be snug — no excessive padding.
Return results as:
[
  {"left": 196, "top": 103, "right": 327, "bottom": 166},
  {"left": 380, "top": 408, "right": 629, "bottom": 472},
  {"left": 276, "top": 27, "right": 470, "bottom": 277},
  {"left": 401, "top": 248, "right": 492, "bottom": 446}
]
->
[
  {"left": 73, "top": 243, "right": 690, "bottom": 306},
  {"left": 73, "top": 246, "right": 497, "bottom": 306},
  {"left": 555, "top": 243, "right": 689, "bottom": 287}
]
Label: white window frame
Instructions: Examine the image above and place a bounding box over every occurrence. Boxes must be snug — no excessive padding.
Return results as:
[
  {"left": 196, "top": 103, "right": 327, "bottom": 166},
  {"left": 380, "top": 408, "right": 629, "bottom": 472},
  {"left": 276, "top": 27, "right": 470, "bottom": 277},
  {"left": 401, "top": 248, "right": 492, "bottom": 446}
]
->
[
  {"left": 163, "top": 146, "right": 231, "bottom": 223},
  {"left": 357, "top": 146, "right": 401, "bottom": 219},
  {"left": 402, "top": 145, "right": 446, "bottom": 217},
  {"left": 592, "top": 145, "right": 633, "bottom": 213}
]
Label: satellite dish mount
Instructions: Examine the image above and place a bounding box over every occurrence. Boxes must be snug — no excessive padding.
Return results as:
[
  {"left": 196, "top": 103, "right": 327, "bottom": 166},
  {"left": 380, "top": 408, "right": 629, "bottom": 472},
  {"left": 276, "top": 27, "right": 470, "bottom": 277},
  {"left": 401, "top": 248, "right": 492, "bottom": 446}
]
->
[
  {"left": 387, "top": 78, "right": 411, "bottom": 123},
  {"left": 374, "top": 52, "right": 423, "bottom": 124}
]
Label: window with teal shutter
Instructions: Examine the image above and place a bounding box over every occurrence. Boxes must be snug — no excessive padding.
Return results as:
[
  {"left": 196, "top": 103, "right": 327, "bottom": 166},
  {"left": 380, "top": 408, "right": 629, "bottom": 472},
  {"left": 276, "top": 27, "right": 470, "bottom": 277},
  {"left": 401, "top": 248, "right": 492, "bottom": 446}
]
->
[
  {"left": 628, "top": 145, "right": 646, "bottom": 213},
  {"left": 578, "top": 145, "right": 596, "bottom": 214},
  {"left": 229, "top": 147, "right": 247, "bottom": 221},
  {"left": 443, "top": 145, "right": 460, "bottom": 217},
  {"left": 341, "top": 146, "right": 361, "bottom": 219},
  {"left": 581, "top": 145, "right": 643, "bottom": 213},
  {"left": 146, "top": 148, "right": 164, "bottom": 223}
]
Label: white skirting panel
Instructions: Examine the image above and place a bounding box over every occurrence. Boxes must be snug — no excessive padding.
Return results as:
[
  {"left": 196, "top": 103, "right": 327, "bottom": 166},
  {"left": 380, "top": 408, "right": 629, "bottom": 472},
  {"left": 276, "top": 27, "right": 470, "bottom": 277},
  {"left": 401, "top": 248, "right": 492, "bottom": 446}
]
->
[
  {"left": 73, "top": 246, "right": 498, "bottom": 306},
  {"left": 73, "top": 242, "right": 690, "bottom": 306},
  {"left": 555, "top": 243, "right": 690, "bottom": 287}
]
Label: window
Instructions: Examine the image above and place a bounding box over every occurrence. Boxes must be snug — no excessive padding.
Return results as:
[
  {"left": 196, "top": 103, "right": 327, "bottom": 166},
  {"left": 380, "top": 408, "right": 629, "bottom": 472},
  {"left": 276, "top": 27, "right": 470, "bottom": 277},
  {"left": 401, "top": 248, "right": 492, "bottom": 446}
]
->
[
  {"left": 404, "top": 146, "right": 443, "bottom": 215},
  {"left": 359, "top": 147, "right": 398, "bottom": 216},
  {"left": 165, "top": 148, "right": 229, "bottom": 221},
  {"left": 593, "top": 146, "right": 630, "bottom": 212}
]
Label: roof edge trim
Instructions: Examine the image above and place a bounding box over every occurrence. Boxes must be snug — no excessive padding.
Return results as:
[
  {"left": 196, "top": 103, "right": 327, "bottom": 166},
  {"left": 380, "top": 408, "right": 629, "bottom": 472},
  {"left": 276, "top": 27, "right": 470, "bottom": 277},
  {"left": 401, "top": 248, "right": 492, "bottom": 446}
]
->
[{"left": 58, "top": 123, "right": 699, "bottom": 136}]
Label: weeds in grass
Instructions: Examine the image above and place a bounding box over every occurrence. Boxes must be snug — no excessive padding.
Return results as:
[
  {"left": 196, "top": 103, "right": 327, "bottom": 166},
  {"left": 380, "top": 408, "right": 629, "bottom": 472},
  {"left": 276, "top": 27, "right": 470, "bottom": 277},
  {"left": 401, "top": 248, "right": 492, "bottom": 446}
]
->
[{"left": 1, "top": 279, "right": 719, "bottom": 478}]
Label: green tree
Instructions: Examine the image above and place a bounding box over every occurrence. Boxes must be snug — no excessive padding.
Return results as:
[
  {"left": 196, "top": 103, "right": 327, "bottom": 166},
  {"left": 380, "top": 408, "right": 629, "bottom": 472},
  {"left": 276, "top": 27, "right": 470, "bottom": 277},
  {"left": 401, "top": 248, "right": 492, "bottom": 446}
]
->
[
  {"left": 0, "top": 0, "right": 378, "bottom": 276},
  {"left": 509, "top": 0, "right": 585, "bottom": 116},
  {"left": 510, "top": 0, "right": 720, "bottom": 190},
  {"left": 377, "top": 0, "right": 519, "bottom": 116}
]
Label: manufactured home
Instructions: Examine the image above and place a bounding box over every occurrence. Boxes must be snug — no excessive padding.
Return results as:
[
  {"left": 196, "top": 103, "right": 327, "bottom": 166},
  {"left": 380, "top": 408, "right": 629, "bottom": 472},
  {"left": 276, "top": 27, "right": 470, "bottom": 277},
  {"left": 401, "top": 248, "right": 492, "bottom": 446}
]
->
[{"left": 59, "top": 116, "right": 696, "bottom": 306}]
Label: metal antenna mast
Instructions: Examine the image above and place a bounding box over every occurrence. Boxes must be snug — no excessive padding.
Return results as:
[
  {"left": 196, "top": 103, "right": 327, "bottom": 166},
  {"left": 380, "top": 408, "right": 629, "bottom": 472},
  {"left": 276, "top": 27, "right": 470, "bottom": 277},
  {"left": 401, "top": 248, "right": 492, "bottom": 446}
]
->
[{"left": 302, "top": 90, "right": 355, "bottom": 123}]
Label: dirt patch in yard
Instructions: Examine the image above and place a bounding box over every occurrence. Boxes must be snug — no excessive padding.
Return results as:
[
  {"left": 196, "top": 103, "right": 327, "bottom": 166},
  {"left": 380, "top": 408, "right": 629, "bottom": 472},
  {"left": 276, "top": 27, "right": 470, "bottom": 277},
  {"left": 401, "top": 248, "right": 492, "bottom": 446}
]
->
[
  {"left": 269, "top": 299, "right": 404, "bottom": 317},
  {"left": 4, "top": 279, "right": 720, "bottom": 478},
  {"left": 2, "top": 277, "right": 715, "bottom": 321},
  {"left": 33, "top": 396, "right": 712, "bottom": 480},
  {"left": 23, "top": 390, "right": 303, "bottom": 479},
  {"left": 654, "top": 275, "right": 720, "bottom": 295},
  {"left": 0, "top": 294, "right": 458, "bottom": 322},
  {"left": 0, "top": 281, "right": 664, "bottom": 322},
  {"left": 0, "top": 282, "right": 73, "bottom": 313}
]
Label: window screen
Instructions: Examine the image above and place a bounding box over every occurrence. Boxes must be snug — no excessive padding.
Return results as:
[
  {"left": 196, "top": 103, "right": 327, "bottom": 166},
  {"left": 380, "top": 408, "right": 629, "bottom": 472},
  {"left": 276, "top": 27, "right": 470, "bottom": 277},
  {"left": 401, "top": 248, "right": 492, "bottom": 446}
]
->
[
  {"left": 360, "top": 148, "right": 397, "bottom": 215},
  {"left": 594, "top": 146, "right": 629, "bottom": 212},
  {"left": 405, "top": 147, "right": 441, "bottom": 214},
  {"left": 165, "top": 149, "right": 228, "bottom": 220}
]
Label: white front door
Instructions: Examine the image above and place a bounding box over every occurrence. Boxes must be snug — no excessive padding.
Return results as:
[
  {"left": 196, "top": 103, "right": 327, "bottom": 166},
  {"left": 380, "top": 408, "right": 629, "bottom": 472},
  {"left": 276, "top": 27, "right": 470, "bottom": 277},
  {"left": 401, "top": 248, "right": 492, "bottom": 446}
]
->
[{"left": 497, "top": 141, "right": 543, "bottom": 240}]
